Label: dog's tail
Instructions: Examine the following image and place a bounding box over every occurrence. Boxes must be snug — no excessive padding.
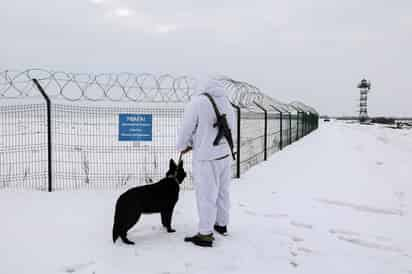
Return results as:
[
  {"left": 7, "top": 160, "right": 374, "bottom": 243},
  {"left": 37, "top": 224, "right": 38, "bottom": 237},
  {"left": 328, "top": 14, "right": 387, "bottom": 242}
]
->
[
  {"left": 112, "top": 223, "right": 120, "bottom": 243},
  {"left": 112, "top": 205, "right": 121, "bottom": 243}
]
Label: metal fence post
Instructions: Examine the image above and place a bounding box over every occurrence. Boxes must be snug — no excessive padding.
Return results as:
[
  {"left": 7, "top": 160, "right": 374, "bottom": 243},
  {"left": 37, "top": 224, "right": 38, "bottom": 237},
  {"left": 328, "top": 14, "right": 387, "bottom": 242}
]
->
[
  {"left": 302, "top": 112, "right": 306, "bottom": 136},
  {"left": 289, "top": 105, "right": 300, "bottom": 141},
  {"left": 302, "top": 112, "right": 305, "bottom": 137},
  {"left": 32, "top": 78, "right": 52, "bottom": 192},
  {"left": 308, "top": 113, "right": 312, "bottom": 132},
  {"left": 311, "top": 114, "right": 314, "bottom": 132},
  {"left": 254, "top": 102, "right": 267, "bottom": 161},
  {"left": 231, "top": 103, "right": 241, "bottom": 179},
  {"left": 305, "top": 113, "right": 308, "bottom": 134},
  {"left": 270, "top": 105, "right": 283, "bottom": 150},
  {"left": 280, "top": 111, "right": 283, "bottom": 150},
  {"left": 288, "top": 111, "right": 292, "bottom": 145}
]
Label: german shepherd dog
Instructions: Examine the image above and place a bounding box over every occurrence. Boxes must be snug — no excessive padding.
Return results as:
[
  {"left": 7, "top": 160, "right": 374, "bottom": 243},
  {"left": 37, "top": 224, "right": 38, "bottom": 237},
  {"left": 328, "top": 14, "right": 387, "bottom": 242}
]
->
[{"left": 112, "top": 159, "right": 187, "bottom": 245}]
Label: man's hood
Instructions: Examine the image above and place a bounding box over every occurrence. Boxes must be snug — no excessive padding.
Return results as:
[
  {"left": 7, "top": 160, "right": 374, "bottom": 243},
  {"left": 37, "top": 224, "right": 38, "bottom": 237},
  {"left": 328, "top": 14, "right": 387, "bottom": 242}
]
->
[{"left": 193, "top": 77, "right": 227, "bottom": 98}]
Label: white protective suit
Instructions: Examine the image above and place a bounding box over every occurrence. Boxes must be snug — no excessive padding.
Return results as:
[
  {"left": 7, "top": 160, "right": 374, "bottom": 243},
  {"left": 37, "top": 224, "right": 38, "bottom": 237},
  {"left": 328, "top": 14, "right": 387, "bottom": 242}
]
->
[{"left": 176, "top": 78, "right": 236, "bottom": 235}]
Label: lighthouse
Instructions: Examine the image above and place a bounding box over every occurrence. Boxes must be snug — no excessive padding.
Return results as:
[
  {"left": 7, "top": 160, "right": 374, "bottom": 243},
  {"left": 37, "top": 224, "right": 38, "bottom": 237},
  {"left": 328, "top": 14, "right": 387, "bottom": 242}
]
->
[{"left": 357, "top": 78, "right": 371, "bottom": 123}]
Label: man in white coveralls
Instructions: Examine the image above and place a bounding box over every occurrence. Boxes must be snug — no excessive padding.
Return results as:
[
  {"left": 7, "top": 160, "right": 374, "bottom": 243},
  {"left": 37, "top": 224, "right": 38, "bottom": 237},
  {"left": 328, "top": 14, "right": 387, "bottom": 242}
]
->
[{"left": 177, "top": 77, "right": 235, "bottom": 247}]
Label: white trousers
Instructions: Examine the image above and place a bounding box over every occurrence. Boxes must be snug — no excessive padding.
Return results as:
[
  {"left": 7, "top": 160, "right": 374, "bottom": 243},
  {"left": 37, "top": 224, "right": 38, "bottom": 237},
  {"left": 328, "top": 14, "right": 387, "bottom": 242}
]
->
[{"left": 192, "top": 157, "right": 232, "bottom": 235}]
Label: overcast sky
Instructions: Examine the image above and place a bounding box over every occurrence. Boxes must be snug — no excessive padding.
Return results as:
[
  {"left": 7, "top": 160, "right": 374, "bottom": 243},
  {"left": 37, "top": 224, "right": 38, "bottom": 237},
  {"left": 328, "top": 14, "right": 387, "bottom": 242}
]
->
[{"left": 1, "top": 0, "right": 411, "bottom": 116}]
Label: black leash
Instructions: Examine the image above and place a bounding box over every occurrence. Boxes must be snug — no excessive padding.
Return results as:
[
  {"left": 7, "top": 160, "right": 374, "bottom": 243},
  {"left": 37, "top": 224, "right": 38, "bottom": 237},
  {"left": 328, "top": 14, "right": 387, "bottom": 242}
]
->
[{"left": 178, "top": 152, "right": 183, "bottom": 165}]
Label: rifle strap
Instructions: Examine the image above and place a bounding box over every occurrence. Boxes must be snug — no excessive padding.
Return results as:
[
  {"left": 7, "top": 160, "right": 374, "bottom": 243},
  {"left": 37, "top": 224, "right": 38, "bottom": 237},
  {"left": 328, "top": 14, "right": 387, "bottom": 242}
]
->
[
  {"left": 202, "top": 93, "right": 221, "bottom": 121},
  {"left": 202, "top": 93, "right": 236, "bottom": 160}
]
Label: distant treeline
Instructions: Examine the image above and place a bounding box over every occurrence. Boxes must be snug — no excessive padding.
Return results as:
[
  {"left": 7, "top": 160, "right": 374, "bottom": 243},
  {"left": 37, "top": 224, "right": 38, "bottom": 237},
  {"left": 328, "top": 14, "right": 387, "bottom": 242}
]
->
[{"left": 320, "top": 116, "right": 412, "bottom": 121}]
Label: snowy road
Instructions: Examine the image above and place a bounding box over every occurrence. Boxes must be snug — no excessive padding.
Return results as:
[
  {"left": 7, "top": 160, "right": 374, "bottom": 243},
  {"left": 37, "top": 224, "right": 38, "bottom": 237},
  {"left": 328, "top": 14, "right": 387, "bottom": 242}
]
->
[{"left": 1, "top": 121, "right": 411, "bottom": 274}]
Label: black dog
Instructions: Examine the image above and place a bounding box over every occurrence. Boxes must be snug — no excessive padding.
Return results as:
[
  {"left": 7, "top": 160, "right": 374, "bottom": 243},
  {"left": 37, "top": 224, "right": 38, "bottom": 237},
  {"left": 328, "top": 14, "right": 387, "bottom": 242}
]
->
[{"left": 112, "top": 159, "right": 187, "bottom": 245}]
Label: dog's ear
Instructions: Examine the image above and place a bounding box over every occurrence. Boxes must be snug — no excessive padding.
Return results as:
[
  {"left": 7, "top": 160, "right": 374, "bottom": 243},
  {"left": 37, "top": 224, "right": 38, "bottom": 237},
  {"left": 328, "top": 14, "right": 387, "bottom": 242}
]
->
[
  {"left": 178, "top": 160, "right": 183, "bottom": 169},
  {"left": 169, "top": 158, "right": 177, "bottom": 170}
]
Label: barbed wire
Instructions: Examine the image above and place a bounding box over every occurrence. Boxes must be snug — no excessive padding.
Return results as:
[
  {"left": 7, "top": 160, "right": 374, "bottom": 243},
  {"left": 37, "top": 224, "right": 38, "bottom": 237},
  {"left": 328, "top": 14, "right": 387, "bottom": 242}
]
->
[
  {"left": 0, "top": 69, "right": 196, "bottom": 103},
  {"left": 290, "top": 101, "right": 318, "bottom": 115},
  {"left": 0, "top": 69, "right": 318, "bottom": 113},
  {"left": 218, "top": 77, "right": 264, "bottom": 108}
]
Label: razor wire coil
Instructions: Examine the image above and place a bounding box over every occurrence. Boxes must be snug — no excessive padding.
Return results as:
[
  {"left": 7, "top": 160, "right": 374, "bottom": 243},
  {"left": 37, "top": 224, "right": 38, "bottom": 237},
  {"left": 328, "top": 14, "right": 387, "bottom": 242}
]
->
[{"left": 1, "top": 69, "right": 317, "bottom": 113}]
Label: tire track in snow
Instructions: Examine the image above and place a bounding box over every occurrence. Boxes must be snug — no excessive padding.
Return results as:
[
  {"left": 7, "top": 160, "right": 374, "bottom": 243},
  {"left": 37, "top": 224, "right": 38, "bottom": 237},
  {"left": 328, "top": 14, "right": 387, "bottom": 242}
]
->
[
  {"left": 317, "top": 198, "right": 404, "bottom": 216},
  {"left": 337, "top": 235, "right": 402, "bottom": 253}
]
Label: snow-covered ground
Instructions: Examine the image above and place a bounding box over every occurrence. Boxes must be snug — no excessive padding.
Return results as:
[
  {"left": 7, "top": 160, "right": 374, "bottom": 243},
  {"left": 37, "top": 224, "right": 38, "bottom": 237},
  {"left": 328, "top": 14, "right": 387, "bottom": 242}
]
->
[{"left": 1, "top": 121, "right": 411, "bottom": 274}]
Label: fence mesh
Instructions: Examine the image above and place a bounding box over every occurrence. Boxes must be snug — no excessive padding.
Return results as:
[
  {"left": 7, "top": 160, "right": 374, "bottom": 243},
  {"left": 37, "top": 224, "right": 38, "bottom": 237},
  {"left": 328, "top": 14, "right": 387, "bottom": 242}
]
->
[
  {"left": 0, "top": 70, "right": 319, "bottom": 191},
  {"left": 267, "top": 112, "right": 281, "bottom": 156},
  {"left": 50, "top": 103, "right": 191, "bottom": 190},
  {"left": 0, "top": 102, "right": 48, "bottom": 190},
  {"left": 238, "top": 110, "right": 265, "bottom": 174}
]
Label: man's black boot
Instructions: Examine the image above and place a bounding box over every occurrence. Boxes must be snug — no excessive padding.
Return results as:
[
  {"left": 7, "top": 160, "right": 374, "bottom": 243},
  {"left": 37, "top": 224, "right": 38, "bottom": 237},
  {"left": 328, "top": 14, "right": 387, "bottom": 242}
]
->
[
  {"left": 214, "top": 224, "right": 227, "bottom": 235},
  {"left": 184, "top": 233, "right": 214, "bottom": 247}
]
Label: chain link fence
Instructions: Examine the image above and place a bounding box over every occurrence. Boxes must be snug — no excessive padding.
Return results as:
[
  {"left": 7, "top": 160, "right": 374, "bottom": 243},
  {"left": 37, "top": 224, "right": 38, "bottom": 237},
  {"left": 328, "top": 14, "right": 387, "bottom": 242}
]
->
[{"left": 0, "top": 69, "right": 318, "bottom": 191}]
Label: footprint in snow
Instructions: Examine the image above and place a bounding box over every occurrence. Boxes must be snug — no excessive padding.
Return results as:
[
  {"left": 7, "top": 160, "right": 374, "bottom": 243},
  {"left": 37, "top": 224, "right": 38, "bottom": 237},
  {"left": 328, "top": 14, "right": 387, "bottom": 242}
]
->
[
  {"left": 377, "top": 136, "right": 389, "bottom": 144},
  {"left": 263, "top": 213, "right": 288, "bottom": 219},
  {"left": 375, "top": 235, "right": 392, "bottom": 243},
  {"left": 297, "top": 247, "right": 313, "bottom": 254},
  {"left": 291, "top": 236, "right": 304, "bottom": 242},
  {"left": 329, "top": 228, "right": 360, "bottom": 237},
  {"left": 290, "top": 221, "right": 313, "bottom": 230},
  {"left": 290, "top": 261, "right": 298, "bottom": 268},
  {"left": 244, "top": 210, "right": 257, "bottom": 216},
  {"left": 62, "top": 261, "right": 95, "bottom": 273}
]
